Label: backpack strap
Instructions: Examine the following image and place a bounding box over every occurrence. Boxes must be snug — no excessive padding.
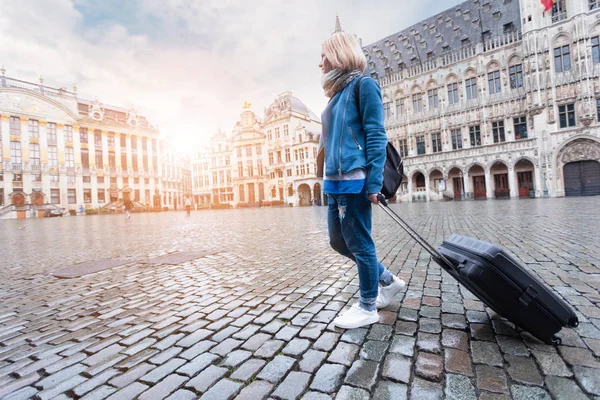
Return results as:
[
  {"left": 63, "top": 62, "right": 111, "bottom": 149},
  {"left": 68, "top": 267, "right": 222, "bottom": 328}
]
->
[{"left": 354, "top": 76, "right": 363, "bottom": 117}]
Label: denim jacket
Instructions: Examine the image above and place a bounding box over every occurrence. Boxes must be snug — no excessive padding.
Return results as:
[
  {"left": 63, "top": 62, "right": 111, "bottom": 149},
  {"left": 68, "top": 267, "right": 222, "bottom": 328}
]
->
[{"left": 317, "top": 76, "right": 388, "bottom": 195}]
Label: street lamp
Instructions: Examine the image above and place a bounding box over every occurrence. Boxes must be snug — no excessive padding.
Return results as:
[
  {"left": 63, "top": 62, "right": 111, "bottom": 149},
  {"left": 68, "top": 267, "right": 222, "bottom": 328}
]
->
[{"left": 460, "top": 171, "right": 465, "bottom": 201}]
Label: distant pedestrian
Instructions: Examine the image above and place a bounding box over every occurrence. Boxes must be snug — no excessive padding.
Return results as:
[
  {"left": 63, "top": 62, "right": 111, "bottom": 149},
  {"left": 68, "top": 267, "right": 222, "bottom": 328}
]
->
[
  {"left": 185, "top": 197, "right": 192, "bottom": 216},
  {"left": 317, "top": 27, "right": 405, "bottom": 329},
  {"left": 124, "top": 198, "right": 133, "bottom": 219}
]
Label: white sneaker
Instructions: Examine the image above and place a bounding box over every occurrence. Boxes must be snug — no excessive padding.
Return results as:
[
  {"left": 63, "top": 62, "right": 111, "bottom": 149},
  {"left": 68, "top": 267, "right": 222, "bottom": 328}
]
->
[
  {"left": 376, "top": 276, "right": 406, "bottom": 309},
  {"left": 333, "top": 304, "right": 379, "bottom": 329}
]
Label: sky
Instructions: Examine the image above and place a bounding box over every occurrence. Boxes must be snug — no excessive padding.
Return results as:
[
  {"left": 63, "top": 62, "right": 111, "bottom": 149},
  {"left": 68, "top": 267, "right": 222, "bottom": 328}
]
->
[{"left": 0, "top": 0, "right": 464, "bottom": 152}]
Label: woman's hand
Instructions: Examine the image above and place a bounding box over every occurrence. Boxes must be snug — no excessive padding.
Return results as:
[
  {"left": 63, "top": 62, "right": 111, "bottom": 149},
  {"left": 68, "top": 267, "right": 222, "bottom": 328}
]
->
[{"left": 368, "top": 193, "right": 380, "bottom": 205}]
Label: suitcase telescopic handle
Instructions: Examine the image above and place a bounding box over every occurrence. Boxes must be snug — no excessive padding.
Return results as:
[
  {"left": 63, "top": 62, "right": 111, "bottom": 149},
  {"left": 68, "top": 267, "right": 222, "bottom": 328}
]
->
[{"left": 376, "top": 194, "right": 455, "bottom": 271}]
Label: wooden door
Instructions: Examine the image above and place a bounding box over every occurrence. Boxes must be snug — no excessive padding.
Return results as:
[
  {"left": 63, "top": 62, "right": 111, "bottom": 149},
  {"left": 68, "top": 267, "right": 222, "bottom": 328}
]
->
[
  {"left": 494, "top": 173, "right": 509, "bottom": 198},
  {"left": 517, "top": 171, "right": 533, "bottom": 197},
  {"left": 564, "top": 161, "right": 600, "bottom": 196},
  {"left": 473, "top": 176, "right": 486, "bottom": 199},
  {"left": 453, "top": 177, "right": 463, "bottom": 200}
]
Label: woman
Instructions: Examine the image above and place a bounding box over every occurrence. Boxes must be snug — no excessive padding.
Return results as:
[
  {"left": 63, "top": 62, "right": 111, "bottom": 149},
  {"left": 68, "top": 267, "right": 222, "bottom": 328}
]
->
[{"left": 318, "top": 30, "right": 405, "bottom": 329}]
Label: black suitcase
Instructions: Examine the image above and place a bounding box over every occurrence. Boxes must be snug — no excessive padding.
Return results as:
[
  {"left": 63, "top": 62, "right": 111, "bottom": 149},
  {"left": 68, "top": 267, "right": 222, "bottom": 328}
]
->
[{"left": 377, "top": 196, "right": 579, "bottom": 345}]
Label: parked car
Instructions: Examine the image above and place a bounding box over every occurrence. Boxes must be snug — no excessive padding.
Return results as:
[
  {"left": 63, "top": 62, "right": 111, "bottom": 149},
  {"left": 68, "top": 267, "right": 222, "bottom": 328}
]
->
[{"left": 44, "top": 208, "right": 65, "bottom": 217}]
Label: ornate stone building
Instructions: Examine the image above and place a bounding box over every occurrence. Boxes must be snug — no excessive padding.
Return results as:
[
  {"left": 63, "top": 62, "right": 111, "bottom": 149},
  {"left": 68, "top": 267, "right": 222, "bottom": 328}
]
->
[
  {"left": 364, "top": 0, "right": 600, "bottom": 201},
  {"left": 0, "top": 73, "right": 160, "bottom": 218},
  {"left": 159, "top": 138, "right": 191, "bottom": 210},
  {"left": 191, "top": 93, "right": 322, "bottom": 207},
  {"left": 262, "top": 92, "right": 323, "bottom": 206}
]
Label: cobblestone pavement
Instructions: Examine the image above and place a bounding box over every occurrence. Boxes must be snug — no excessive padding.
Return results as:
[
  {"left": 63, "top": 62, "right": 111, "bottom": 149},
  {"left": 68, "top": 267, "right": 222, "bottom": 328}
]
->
[{"left": 1, "top": 197, "right": 600, "bottom": 400}]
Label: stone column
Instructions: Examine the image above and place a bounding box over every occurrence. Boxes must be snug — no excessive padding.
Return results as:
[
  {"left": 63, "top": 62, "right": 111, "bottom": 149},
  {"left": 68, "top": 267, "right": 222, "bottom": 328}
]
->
[
  {"left": 424, "top": 172, "right": 431, "bottom": 202},
  {"left": 1, "top": 115, "right": 10, "bottom": 205},
  {"left": 534, "top": 165, "right": 543, "bottom": 198},
  {"left": 508, "top": 166, "right": 518, "bottom": 198},
  {"left": 408, "top": 175, "right": 413, "bottom": 202},
  {"left": 485, "top": 168, "right": 494, "bottom": 199},
  {"left": 462, "top": 171, "right": 470, "bottom": 198},
  {"left": 20, "top": 118, "right": 31, "bottom": 196}
]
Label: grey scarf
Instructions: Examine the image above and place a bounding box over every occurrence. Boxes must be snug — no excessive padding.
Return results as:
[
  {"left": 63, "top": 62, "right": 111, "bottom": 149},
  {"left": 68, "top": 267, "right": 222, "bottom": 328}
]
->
[{"left": 322, "top": 69, "right": 362, "bottom": 98}]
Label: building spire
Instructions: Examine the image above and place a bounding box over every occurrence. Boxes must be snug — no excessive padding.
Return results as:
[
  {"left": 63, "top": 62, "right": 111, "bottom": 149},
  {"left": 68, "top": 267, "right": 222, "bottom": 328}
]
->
[{"left": 334, "top": 14, "right": 342, "bottom": 33}]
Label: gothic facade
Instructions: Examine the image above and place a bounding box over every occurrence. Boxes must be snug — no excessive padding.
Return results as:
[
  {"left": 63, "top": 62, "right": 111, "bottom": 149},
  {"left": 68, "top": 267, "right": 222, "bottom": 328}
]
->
[{"left": 364, "top": 0, "right": 600, "bottom": 201}]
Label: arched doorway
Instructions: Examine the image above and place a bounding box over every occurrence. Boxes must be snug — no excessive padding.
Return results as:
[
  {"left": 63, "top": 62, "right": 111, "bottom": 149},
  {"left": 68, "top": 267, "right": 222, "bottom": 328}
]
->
[
  {"left": 557, "top": 138, "right": 600, "bottom": 197},
  {"left": 469, "top": 164, "right": 486, "bottom": 199},
  {"left": 429, "top": 169, "right": 443, "bottom": 192},
  {"left": 297, "top": 184, "right": 311, "bottom": 206},
  {"left": 564, "top": 161, "right": 600, "bottom": 196},
  {"left": 448, "top": 167, "right": 464, "bottom": 200},
  {"left": 313, "top": 183, "right": 322, "bottom": 206},
  {"left": 491, "top": 161, "right": 509, "bottom": 199},
  {"left": 11, "top": 191, "right": 26, "bottom": 206},
  {"left": 31, "top": 191, "right": 45, "bottom": 206},
  {"left": 514, "top": 159, "right": 535, "bottom": 198},
  {"left": 248, "top": 183, "right": 256, "bottom": 204},
  {"left": 412, "top": 171, "right": 426, "bottom": 201}
]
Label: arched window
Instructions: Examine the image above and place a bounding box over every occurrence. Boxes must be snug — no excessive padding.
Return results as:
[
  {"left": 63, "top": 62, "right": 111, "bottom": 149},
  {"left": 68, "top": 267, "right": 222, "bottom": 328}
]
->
[{"left": 487, "top": 61, "right": 502, "bottom": 95}]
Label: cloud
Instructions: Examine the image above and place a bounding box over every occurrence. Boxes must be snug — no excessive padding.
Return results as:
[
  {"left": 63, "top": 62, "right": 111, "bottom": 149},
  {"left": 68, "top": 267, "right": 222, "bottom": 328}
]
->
[{"left": 0, "top": 0, "right": 464, "bottom": 151}]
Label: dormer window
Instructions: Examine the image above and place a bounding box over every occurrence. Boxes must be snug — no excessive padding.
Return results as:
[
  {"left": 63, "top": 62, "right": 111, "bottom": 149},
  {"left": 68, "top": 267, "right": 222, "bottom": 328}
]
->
[
  {"left": 463, "top": 10, "right": 471, "bottom": 20},
  {"left": 446, "top": 17, "right": 452, "bottom": 28},
  {"left": 455, "top": 8, "right": 462, "bottom": 16},
  {"left": 493, "top": 10, "right": 501, "bottom": 20},
  {"left": 394, "top": 51, "right": 402, "bottom": 59}
]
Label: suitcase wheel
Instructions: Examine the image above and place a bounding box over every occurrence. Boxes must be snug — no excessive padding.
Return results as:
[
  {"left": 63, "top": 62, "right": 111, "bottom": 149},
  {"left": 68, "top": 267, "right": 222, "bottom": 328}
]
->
[
  {"left": 552, "top": 336, "right": 562, "bottom": 346},
  {"left": 568, "top": 317, "right": 579, "bottom": 328}
]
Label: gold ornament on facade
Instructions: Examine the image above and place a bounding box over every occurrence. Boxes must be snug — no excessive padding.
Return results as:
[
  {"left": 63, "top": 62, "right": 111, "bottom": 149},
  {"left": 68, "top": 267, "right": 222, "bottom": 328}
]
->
[
  {"left": 57, "top": 123, "right": 64, "bottom": 128},
  {"left": 81, "top": 143, "right": 88, "bottom": 149},
  {"left": 65, "top": 141, "right": 73, "bottom": 147},
  {"left": 29, "top": 137, "right": 39, "bottom": 144},
  {"left": 1, "top": 115, "right": 10, "bottom": 121}
]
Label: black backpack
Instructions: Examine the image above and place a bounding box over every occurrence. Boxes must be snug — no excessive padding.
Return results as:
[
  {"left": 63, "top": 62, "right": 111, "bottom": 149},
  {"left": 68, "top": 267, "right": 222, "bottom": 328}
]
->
[{"left": 354, "top": 77, "right": 404, "bottom": 199}]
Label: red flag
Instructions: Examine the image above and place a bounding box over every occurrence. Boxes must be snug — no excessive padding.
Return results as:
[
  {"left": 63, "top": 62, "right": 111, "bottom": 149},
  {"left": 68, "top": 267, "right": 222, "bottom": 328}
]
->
[{"left": 541, "top": 0, "right": 555, "bottom": 12}]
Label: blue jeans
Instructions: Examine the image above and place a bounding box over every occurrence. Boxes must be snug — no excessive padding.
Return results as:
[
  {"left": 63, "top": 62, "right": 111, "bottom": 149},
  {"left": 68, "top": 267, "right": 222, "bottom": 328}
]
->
[{"left": 327, "top": 186, "right": 393, "bottom": 311}]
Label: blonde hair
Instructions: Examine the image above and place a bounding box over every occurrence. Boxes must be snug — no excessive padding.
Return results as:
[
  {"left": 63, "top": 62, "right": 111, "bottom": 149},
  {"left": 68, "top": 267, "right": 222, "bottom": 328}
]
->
[{"left": 322, "top": 32, "right": 366, "bottom": 73}]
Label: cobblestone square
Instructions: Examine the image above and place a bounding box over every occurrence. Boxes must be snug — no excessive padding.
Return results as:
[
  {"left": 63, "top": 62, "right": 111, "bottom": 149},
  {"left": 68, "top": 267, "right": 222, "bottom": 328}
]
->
[{"left": 1, "top": 198, "right": 599, "bottom": 399}]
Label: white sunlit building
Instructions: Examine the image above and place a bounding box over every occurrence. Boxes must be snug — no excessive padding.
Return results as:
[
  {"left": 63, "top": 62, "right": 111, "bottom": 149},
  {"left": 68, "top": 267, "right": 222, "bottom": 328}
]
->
[{"left": 0, "top": 73, "right": 161, "bottom": 218}]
